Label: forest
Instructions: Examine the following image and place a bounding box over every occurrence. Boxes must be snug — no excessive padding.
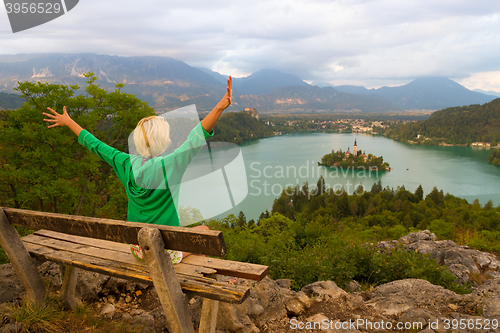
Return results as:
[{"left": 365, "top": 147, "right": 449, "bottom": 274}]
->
[
  {"left": 210, "top": 178, "right": 500, "bottom": 293},
  {"left": 489, "top": 149, "right": 500, "bottom": 167},
  {"left": 384, "top": 98, "right": 500, "bottom": 145},
  {"left": 208, "top": 110, "right": 274, "bottom": 144},
  {"left": 0, "top": 92, "right": 24, "bottom": 110}
]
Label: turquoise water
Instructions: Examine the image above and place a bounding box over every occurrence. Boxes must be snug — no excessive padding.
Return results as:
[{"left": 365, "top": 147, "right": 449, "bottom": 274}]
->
[{"left": 208, "top": 132, "right": 500, "bottom": 221}]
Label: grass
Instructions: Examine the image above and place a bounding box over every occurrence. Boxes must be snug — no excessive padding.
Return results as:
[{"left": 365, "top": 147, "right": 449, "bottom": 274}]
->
[
  {"left": 2, "top": 300, "right": 64, "bottom": 333},
  {"left": 1, "top": 296, "right": 148, "bottom": 333}
]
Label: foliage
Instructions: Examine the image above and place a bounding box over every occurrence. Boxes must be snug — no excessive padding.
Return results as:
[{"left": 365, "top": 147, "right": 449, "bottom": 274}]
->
[
  {"left": 213, "top": 179, "right": 500, "bottom": 292},
  {"left": 319, "top": 149, "right": 390, "bottom": 171},
  {"left": 384, "top": 98, "right": 500, "bottom": 145},
  {"left": 488, "top": 149, "right": 500, "bottom": 166},
  {"left": 2, "top": 300, "right": 64, "bottom": 332},
  {"left": 0, "top": 73, "right": 155, "bottom": 219},
  {"left": 0, "top": 92, "right": 25, "bottom": 110},
  {"left": 208, "top": 111, "right": 274, "bottom": 144}
]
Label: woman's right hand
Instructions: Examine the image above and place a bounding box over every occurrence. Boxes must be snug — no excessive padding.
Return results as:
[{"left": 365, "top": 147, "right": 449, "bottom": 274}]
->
[
  {"left": 43, "top": 106, "right": 72, "bottom": 128},
  {"left": 43, "top": 106, "right": 83, "bottom": 136}
]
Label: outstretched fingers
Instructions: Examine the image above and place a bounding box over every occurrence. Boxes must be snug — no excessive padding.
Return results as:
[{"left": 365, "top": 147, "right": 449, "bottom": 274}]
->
[{"left": 42, "top": 106, "right": 67, "bottom": 128}]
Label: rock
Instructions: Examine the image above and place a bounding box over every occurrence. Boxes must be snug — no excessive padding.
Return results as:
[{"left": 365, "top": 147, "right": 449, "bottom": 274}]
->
[
  {"left": 301, "top": 280, "right": 348, "bottom": 303},
  {"left": 0, "top": 262, "right": 65, "bottom": 304},
  {"left": 121, "top": 313, "right": 132, "bottom": 321},
  {"left": 38, "top": 262, "right": 62, "bottom": 288},
  {"left": 471, "top": 279, "right": 500, "bottom": 318},
  {"left": 365, "top": 279, "right": 458, "bottom": 316},
  {"left": 100, "top": 303, "right": 115, "bottom": 319},
  {"left": 376, "top": 240, "right": 398, "bottom": 252},
  {"left": 212, "top": 277, "right": 287, "bottom": 333},
  {"left": 377, "top": 230, "right": 500, "bottom": 284},
  {"left": 399, "top": 309, "right": 433, "bottom": 330},
  {"left": 418, "top": 329, "right": 435, "bottom": 333},
  {"left": 304, "top": 313, "right": 330, "bottom": 331},
  {"left": 0, "top": 322, "right": 22, "bottom": 333},
  {"left": 132, "top": 313, "right": 155, "bottom": 332},
  {"left": 346, "top": 294, "right": 364, "bottom": 310},
  {"left": 76, "top": 271, "right": 111, "bottom": 300},
  {"left": 399, "top": 230, "right": 436, "bottom": 244},
  {"left": 345, "top": 281, "right": 362, "bottom": 293},
  {"left": 284, "top": 291, "right": 311, "bottom": 316},
  {"left": 130, "top": 309, "right": 145, "bottom": 316},
  {"left": 0, "top": 264, "right": 25, "bottom": 304},
  {"left": 275, "top": 279, "right": 291, "bottom": 289},
  {"left": 303, "top": 314, "right": 362, "bottom": 333}
]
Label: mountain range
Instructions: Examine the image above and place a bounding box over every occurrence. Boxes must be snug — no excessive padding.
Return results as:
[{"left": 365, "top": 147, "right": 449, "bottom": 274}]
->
[{"left": 0, "top": 53, "right": 497, "bottom": 113}]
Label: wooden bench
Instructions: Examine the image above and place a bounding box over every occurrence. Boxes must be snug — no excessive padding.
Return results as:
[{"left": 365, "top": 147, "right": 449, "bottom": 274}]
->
[{"left": 0, "top": 207, "right": 269, "bottom": 333}]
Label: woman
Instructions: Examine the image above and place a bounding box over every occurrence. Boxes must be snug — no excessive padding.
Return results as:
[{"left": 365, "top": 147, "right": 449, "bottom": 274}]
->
[{"left": 43, "top": 77, "right": 232, "bottom": 261}]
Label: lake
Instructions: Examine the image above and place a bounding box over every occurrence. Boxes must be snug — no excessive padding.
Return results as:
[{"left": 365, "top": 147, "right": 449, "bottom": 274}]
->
[{"left": 201, "top": 132, "right": 500, "bottom": 222}]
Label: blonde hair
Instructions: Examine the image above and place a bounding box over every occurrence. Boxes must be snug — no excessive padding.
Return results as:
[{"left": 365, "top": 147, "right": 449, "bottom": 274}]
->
[{"left": 133, "top": 116, "right": 172, "bottom": 157}]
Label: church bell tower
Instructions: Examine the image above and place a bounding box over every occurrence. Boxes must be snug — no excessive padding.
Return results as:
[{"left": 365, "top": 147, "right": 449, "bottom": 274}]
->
[{"left": 353, "top": 139, "right": 357, "bottom": 156}]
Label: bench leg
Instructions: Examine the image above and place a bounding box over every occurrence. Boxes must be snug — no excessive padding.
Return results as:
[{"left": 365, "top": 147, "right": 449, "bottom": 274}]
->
[
  {"left": 60, "top": 266, "right": 80, "bottom": 310},
  {"left": 198, "top": 275, "right": 220, "bottom": 333},
  {"left": 138, "top": 227, "right": 195, "bottom": 333},
  {"left": 0, "top": 209, "right": 46, "bottom": 305}
]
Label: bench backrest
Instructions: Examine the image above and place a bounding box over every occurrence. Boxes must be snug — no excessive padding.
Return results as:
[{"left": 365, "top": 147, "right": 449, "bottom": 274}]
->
[{"left": 1, "top": 207, "right": 226, "bottom": 257}]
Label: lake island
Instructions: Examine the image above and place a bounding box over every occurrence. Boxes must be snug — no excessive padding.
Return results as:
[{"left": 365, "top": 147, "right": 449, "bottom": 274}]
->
[{"left": 318, "top": 139, "right": 391, "bottom": 171}]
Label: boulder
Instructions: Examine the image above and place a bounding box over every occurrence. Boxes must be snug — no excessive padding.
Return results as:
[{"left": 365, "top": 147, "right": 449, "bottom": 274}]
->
[
  {"left": 301, "top": 281, "right": 348, "bottom": 303},
  {"left": 214, "top": 277, "right": 287, "bottom": 333},
  {"left": 377, "top": 230, "right": 500, "bottom": 284},
  {"left": 365, "top": 279, "right": 459, "bottom": 316}
]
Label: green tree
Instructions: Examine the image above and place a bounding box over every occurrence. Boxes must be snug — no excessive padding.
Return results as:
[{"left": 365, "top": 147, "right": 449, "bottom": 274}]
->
[
  {"left": 0, "top": 73, "right": 155, "bottom": 218},
  {"left": 237, "top": 211, "right": 247, "bottom": 228},
  {"left": 415, "top": 185, "right": 424, "bottom": 201}
]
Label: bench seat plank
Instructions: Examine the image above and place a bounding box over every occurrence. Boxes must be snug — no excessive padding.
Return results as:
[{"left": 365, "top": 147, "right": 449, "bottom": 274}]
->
[
  {"left": 182, "top": 255, "right": 269, "bottom": 281},
  {"left": 22, "top": 242, "right": 249, "bottom": 304},
  {"left": 24, "top": 233, "right": 215, "bottom": 277},
  {"left": 33, "top": 230, "right": 269, "bottom": 281}
]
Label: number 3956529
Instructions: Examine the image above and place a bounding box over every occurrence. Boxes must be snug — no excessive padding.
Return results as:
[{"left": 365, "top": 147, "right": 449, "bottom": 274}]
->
[{"left": 5, "top": 2, "right": 62, "bottom": 14}]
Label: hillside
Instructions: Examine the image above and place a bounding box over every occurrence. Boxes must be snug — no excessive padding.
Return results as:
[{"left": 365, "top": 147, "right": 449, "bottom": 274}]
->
[
  {"left": 334, "top": 77, "right": 496, "bottom": 110},
  {"left": 385, "top": 98, "right": 500, "bottom": 145},
  {"left": 238, "top": 85, "right": 397, "bottom": 113},
  {"left": 4, "top": 53, "right": 493, "bottom": 114},
  {"left": 0, "top": 92, "right": 24, "bottom": 110},
  {"left": 208, "top": 110, "right": 274, "bottom": 144},
  {"left": 0, "top": 53, "right": 227, "bottom": 112}
]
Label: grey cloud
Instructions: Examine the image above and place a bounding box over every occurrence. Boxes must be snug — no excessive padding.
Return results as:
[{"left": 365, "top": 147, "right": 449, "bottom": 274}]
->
[{"left": 1, "top": 0, "right": 500, "bottom": 89}]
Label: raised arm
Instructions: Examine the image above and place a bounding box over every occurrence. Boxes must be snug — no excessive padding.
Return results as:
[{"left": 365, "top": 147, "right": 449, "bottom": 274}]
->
[
  {"left": 201, "top": 76, "right": 232, "bottom": 133},
  {"left": 43, "top": 106, "right": 83, "bottom": 136}
]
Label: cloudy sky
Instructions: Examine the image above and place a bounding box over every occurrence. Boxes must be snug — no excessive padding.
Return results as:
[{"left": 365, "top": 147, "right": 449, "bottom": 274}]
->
[{"left": 1, "top": 0, "right": 500, "bottom": 91}]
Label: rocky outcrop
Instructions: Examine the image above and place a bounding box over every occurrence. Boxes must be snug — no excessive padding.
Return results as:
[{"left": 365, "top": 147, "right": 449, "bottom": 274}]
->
[
  {"left": 377, "top": 230, "right": 500, "bottom": 284},
  {"left": 2, "top": 230, "right": 500, "bottom": 333}
]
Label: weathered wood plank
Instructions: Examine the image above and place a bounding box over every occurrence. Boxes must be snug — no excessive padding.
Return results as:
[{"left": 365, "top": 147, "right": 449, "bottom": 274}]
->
[
  {"left": 182, "top": 255, "right": 269, "bottom": 281},
  {"left": 23, "top": 242, "right": 249, "bottom": 303},
  {"left": 60, "top": 266, "right": 80, "bottom": 310},
  {"left": 139, "top": 227, "right": 195, "bottom": 333},
  {"left": 0, "top": 208, "right": 46, "bottom": 305},
  {"left": 3, "top": 207, "right": 225, "bottom": 257},
  {"left": 198, "top": 274, "right": 220, "bottom": 333},
  {"left": 23, "top": 233, "right": 216, "bottom": 277},
  {"left": 35, "top": 229, "right": 131, "bottom": 253}
]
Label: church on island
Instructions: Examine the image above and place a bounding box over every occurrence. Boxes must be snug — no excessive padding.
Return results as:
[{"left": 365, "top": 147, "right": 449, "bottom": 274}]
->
[
  {"left": 344, "top": 139, "right": 368, "bottom": 162},
  {"left": 318, "top": 139, "right": 391, "bottom": 171}
]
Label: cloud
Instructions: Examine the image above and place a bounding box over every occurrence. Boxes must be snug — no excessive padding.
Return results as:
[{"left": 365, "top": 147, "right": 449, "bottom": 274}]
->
[{"left": 1, "top": 0, "right": 500, "bottom": 91}]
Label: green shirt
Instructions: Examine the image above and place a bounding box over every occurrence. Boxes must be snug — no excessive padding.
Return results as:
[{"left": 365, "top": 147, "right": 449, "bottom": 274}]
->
[{"left": 78, "top": 123, "right": 213, "bottom": 226}]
